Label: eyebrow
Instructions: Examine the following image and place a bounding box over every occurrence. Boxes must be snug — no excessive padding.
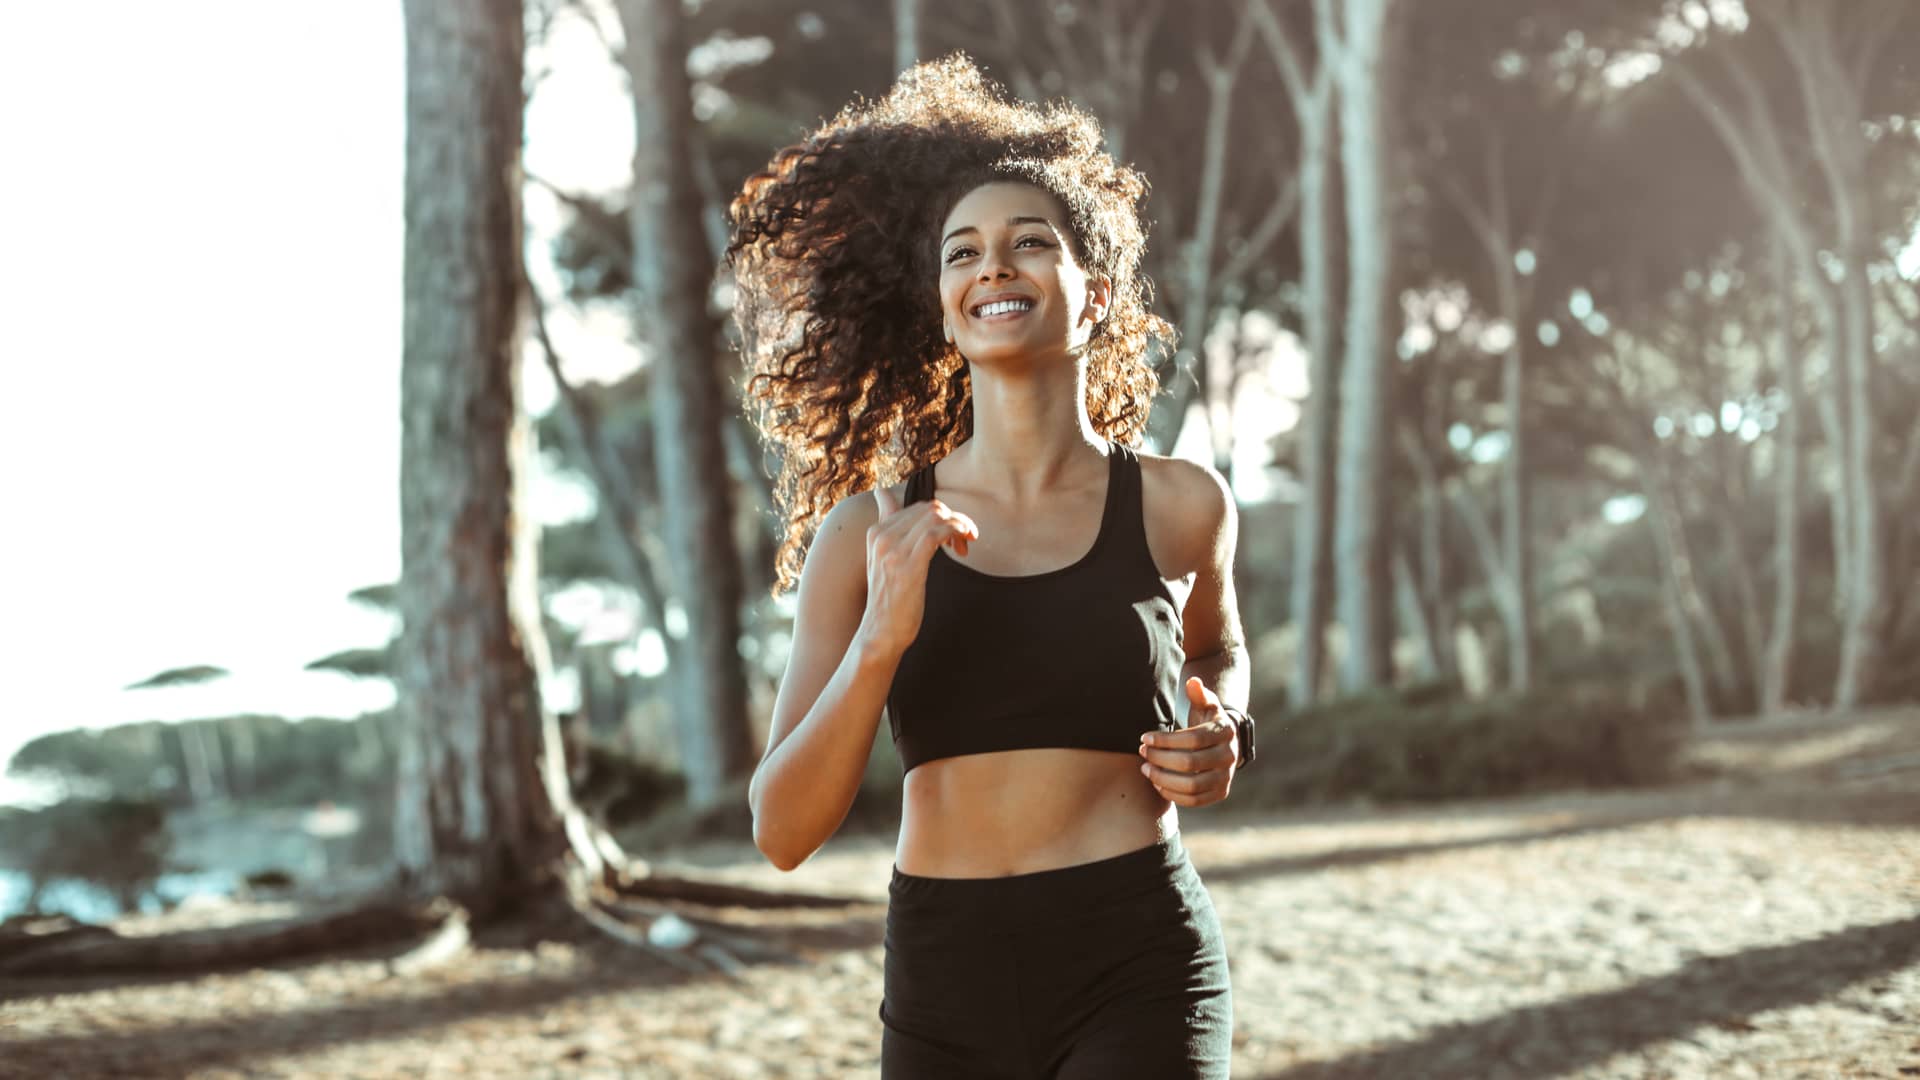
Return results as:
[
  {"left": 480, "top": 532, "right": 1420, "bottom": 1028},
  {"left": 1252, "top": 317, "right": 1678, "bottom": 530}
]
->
[{"left": 941, "top": 215, "right": 1057, "bottom": 247}]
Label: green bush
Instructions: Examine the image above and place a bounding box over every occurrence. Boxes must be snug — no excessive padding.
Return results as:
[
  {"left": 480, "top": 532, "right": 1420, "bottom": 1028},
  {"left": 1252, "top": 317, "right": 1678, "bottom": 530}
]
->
[
  {"left": 1229, "top": 682, "right": 1684, "bottom": 807},
  {"left": 0, "top": 796, "right": 172, "bottom": 915}
]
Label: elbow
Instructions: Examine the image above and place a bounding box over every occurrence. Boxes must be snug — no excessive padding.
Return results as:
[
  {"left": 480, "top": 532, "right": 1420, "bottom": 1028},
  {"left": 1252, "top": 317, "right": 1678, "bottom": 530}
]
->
[
  {"left": 752, "top": 813, "right": 806, "bottom": 872},
  {"left": 748, "top": 779, "right": 807, "bottom": 872}
]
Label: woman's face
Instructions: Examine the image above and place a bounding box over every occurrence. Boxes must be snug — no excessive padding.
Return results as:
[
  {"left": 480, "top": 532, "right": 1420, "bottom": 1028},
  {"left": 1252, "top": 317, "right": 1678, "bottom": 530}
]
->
[{"left": 937, "top": 182, "right": 1109, "bottom": 369}]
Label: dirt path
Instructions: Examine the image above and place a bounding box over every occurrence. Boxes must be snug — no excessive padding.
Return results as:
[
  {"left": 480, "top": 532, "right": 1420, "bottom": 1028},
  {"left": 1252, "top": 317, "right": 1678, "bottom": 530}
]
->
[{"left": 3, "top": 711, "right": 1917, "bottom": 1078}]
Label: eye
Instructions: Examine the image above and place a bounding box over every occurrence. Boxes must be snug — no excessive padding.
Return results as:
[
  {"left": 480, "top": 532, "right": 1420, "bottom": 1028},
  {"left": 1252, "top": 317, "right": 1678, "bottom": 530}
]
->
[
  {"left": 1017, "top": 235, "right": 1051, "bottom": 248},
  {"left": 943, "top": 246, "right": 975, "bottom": 265}
]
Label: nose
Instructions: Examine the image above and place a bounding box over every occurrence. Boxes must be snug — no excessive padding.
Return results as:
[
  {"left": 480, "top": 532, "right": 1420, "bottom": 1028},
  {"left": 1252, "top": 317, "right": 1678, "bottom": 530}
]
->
[{"left": 977, "top": 252, "right": 1013, "bottom": 282}]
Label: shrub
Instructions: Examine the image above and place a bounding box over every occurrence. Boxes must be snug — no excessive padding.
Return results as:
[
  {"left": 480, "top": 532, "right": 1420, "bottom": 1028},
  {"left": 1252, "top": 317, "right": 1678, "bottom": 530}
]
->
[
  {"left": 0, "top": 796, "right": 172, "bottom": 916},
  {"left": 1229, "top": 682, "right": 1684, "bottom": 808}
]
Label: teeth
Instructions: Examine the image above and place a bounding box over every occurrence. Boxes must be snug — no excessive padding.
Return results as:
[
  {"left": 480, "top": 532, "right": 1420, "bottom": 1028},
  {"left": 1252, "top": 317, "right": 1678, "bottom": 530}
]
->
[{"left": 975, "top": 299, "right": 1033, "bottom": 317}]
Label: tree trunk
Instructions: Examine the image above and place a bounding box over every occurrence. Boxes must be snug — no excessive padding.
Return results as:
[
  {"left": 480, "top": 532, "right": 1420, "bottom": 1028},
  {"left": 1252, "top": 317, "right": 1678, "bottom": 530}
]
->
[
  {"left": 1702, "top": 429, "right": 1765, "bottom": 703},
  {"left": 1831, "top": 240, "right": 1884, "bottom": 708},
  {"left": 618, "top": 0, "right": 754, "bottom": 810},
  {"left": 1639, "top": 455, "right": 1713, "bottom": 729},
  {"left": 1392, "top": 546, "right": 1440, "bottom": 680},
  {"left": 394, "top": 0, "right": 568, "bottom": 905},
  {"left": 1143, "top": 18, "right": 1256, "bottom": 457},
  {"left": 1291, "top": 65, "right": 1341, "bottom": 707},
  {"left": 1252, "top": 0, "right": 1343, "bottom": 706},
  {"left": 1665, "top": 478, "right": 1743, "bottom": 703},
  {"left": 1761, "top": 229, "right": 1801, "bottom": 716},
  {"left": 178, "top": 723, "right": 220, "bottom": 806},
  {"left": 891, "top": 0, "right": 919, "bottom": 74},
  {"left": 1773, "top": 2, "right": 1893, "bottom": 709},
  {"left": 1493, "top": 251, "right": 1533, "bottom": 694},
  {"left": 1326, "top": 0, "right": 1401, "bottom": 692},
  {"left": 1437, "top": 121, "right": 1537, "bottom": 693},
  {"left": 1418, "top": 379, "right": 1457, "bottom": 682},
  {"left": 1399, "top": 422, "right": 1455, "bottom": 683}
]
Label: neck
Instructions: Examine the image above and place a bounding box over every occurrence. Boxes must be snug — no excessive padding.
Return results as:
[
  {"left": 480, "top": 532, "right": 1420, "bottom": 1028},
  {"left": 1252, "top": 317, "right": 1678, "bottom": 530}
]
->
[{"left": 954, "top": 353, "right": 1107, "bottom": 500}]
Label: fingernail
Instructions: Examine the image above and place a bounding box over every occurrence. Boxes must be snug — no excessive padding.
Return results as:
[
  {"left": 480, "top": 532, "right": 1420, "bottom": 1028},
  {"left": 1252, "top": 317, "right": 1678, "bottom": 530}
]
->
[{"left": 1139, "top": 764, "right": 1151, "bottom": 777}]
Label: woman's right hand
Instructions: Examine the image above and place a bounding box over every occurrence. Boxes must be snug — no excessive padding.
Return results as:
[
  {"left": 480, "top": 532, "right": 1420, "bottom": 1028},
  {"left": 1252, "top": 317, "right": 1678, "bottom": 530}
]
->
[{"left": 859, "top": 483, "right": 979, "bottom": 658}]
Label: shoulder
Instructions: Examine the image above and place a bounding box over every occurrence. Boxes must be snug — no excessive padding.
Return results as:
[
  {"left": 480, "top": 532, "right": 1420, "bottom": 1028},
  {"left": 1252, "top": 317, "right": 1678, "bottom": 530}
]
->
[
  {"left": 1136, "top": 450, "right": 1235, "bottom": 535},
  {"left": 815, "top": 483, "right": 889, "bottom": 539},
  {"left": 1133, "top": 449, "right": 1237, "bottom": 575},
  {"left": 809, "top": 479, "right": 908, "bottom": 555}
]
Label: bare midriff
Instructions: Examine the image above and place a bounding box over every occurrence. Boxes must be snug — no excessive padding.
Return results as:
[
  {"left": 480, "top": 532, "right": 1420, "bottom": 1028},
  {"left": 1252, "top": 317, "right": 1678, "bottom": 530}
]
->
[{"left": 895, "top": 747, "right": 1177, "bottom": 877}]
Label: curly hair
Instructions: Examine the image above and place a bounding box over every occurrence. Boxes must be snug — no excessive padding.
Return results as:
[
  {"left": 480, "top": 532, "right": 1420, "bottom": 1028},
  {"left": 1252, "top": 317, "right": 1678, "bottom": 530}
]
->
[{"left": 726, "top": 53, "right": 1174, "bottom": 594}]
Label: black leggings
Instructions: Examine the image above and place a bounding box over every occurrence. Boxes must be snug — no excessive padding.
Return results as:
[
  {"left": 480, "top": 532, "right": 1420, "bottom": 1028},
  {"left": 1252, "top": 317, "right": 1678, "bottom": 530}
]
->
[{"left": 880, "top": 832, "right": 1233, "bottom": 1078}]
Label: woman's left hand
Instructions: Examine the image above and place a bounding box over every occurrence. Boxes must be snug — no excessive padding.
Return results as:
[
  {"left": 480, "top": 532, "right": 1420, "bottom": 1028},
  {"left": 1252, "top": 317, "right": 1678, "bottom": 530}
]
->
[{"left": 1137, "top": 677, "right": 1242, "bottom": 807}]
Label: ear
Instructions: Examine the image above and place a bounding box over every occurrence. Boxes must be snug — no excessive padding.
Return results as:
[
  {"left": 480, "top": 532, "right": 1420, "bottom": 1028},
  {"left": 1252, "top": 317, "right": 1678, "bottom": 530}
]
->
[{"left": 1083, "top": 275, "right": 1113, "bottom": 325}]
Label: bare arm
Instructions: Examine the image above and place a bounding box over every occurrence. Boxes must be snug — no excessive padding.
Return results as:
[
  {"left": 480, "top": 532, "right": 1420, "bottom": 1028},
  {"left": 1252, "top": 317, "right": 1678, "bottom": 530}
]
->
[
  {"left": 1139, "top": 458, "right": 1249, "bottom": 805},
  {"left": 1176, "top": 464, "right": 1250, "bottom": 720},
  {"left": 747, "top": 484, "right": 978, "bottom": 870}
]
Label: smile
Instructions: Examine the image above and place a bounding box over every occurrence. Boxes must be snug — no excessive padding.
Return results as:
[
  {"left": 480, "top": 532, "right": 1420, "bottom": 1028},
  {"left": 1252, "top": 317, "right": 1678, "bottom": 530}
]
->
[{"left": 971, "top": 298, "right": 1035, "bottom": 319}]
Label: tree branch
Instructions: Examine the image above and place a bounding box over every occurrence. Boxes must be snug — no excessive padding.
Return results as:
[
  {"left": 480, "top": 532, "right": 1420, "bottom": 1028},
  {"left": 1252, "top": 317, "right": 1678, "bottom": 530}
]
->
[
  {"left": 1250, "top": 0, "right": 1311, "bottom": 109},
  {"left": 524, "top": 268, "right": 673, "bottom": 624},
  {"left": 1214, "top": 172, "right": 1302, "bottom": 299}
]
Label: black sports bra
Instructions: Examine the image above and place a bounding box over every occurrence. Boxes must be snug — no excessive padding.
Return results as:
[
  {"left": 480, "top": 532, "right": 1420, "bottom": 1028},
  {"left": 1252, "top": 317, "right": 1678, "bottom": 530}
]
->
[{"left": 884, "top": 442, "right": 1185, "bottom": 773}]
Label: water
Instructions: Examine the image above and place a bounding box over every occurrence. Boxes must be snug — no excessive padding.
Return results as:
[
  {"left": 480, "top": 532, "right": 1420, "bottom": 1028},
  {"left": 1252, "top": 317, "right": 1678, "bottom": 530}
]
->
[{"left": 0, "top": 867, "right": 242, "bottom": 924}]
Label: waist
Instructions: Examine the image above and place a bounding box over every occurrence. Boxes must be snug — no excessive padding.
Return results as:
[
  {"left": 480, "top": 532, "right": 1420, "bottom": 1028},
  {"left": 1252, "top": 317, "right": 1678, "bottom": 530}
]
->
[
  {"left": 889, "top": 831, "right": 1194, "bottom": 924},
  {"left": 895, "top": 747, "right": 1173, "bottom": 877}
]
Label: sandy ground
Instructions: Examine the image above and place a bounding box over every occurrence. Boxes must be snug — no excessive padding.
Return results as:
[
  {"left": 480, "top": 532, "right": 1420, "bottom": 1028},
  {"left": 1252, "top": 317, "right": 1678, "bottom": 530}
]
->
[{"left": 2, "top": 709, "right": 1917, "bottom": 1079}]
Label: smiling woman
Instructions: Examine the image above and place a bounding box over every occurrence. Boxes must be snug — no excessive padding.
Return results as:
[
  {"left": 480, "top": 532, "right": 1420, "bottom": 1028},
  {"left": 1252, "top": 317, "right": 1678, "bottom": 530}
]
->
[
  {"left": 726, "top": 58, "right": 1170, "bottom": 586},
  {"left": 725, "top": 54, "right": 1251, "bottom": 1078}
]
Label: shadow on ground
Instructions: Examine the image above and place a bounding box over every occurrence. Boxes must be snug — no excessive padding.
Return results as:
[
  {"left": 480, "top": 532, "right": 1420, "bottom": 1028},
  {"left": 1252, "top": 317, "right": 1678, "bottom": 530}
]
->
[
  {"left": 1253, "top": 913, "right": 1920, "bottom": 1079},
  {"left": 1200, "top": 782, "right": 1920, "bottom": 887},
  {"left": 0, "top": 900, "right": 889, "bottom": 1077}
]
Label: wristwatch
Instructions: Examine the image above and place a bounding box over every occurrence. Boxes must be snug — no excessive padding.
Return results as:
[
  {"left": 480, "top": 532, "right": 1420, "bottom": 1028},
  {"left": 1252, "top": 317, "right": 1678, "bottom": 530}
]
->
[{"left": 1222, "top": 706, "right": 1256, "bottom": 767}]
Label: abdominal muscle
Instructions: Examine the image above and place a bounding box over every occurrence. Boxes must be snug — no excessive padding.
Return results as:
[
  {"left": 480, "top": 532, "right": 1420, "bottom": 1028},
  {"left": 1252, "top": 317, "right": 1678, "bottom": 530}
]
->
[{"left": 895, "top": 747, "right": 1178, "bottom": 877}]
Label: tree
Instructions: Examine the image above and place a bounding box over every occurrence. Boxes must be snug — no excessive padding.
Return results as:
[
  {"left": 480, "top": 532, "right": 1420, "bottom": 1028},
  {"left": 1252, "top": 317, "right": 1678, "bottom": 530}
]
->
[
  {"left": 1251, "top": 0, "right": 1343, "bottom": 705},
  {"left": 1325, "top": 0, "right": 1406, "bottom": 692},
  {"left": 615, "top": 0, "right": 756, "bottom": 812},
  {"left": 1761, "top": 230, "right": 1802, "bottom": 715},
  {"left": 1671, "top": 1, "right": 1913, "bottom": 708},
  {"left": 0, "top": 797, "right": 171, "bottom": 917},
  {"left": 393, "top": 0, "right": 570, "bottom": 905},
  {"left": 892, "top": 0, "right": 919, "bottom": 74}
]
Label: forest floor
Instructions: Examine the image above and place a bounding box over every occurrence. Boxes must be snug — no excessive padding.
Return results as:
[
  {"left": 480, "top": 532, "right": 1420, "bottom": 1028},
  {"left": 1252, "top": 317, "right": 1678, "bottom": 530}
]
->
[{"left": 3, "top": 706, "right": 1917, "bottom": 1079}]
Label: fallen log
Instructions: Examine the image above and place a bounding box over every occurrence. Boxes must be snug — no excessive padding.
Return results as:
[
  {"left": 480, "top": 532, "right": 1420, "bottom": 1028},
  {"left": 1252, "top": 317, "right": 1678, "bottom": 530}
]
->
[
  {"left": 0, "top": 913, "right": 121, "bottom": 969},
  {"left": 0, "top": 896, "right": 442, "bottom": 977},
  {"left": 605, "top": 869, "right": 871, "bottom": 910}
]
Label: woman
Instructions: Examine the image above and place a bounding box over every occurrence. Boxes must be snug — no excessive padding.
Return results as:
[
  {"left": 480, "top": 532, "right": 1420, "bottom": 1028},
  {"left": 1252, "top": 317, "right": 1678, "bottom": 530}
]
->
[{"left": 728, "top": 56, "right": 1255, "bottom": 1078}]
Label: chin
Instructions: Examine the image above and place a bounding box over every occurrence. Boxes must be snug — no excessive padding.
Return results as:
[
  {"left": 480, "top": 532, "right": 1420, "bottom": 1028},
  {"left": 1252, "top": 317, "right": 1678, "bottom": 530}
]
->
[{"left": 960, "top": 335, "right": 1077, "bottom": 371}]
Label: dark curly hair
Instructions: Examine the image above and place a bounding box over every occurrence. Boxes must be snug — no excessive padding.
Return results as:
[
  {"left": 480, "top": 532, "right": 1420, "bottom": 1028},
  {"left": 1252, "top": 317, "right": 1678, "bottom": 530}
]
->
[{"left": 726, "top": 53, "right": 1174, "bottom": 594}]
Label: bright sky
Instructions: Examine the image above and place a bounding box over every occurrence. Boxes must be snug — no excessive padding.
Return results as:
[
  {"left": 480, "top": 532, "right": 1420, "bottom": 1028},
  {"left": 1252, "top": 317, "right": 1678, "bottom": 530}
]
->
[
  {"left": 1, "top": 5, "right": 416, "bottom": 801},
  {"left": 0, "top": 6, "right": 1301, "bottom": 806}
]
